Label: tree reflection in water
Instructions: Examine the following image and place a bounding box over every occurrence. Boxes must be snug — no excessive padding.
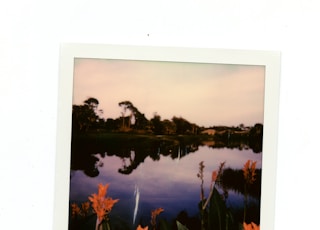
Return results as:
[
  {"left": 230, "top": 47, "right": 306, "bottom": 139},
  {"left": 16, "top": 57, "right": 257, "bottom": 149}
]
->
[
  {"left": 71, "top": 133, "right": 260, "bottom": 177},
  {"left": 69, "top": 134, "right": 262, "bottom": 229}
]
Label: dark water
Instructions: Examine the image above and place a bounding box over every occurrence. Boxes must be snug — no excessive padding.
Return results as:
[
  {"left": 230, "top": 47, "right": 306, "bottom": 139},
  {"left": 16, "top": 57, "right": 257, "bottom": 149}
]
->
[{"left": 69, "top": 140, "right": 261, "bottom": 229}]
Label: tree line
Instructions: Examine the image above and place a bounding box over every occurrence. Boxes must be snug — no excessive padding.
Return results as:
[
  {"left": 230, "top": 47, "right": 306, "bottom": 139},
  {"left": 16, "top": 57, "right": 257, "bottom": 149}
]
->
[
  {"left": 71, "top": 97, "right": 263, "bottom": 141},
  {"left": 72, "top": 97, "right": 202, "bottom": 135}
]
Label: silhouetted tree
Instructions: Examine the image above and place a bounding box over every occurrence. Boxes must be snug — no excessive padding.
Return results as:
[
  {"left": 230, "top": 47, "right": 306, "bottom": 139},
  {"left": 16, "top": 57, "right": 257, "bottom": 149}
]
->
[
  {"left": 249, "top": 123, "right": 263, "bottom": 153},
  {"left": 119, "top": 101, "right": 133, "bottom": 130},
  {"left": 84, "top": 97, "right": 99, "bottom": 110},
  {"left": 72, "top": 97, "right": 101, "bottom": 132},
  {"left": 150, "top": 113, "right": 164, "bottom": 134},
  {"left": 118, "top": 100, "right": 150, "bottom": 131},
  {"left": 162, "top": 119, "right": 176, "bottom": 134},
  {"left": 172, "top": 116, "right": 193, "bottom": 134}
]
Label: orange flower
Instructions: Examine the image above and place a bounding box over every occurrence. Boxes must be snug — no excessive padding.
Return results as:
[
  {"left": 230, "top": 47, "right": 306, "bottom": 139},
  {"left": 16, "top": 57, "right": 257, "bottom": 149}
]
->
[
  {"left": 212, "top": 161, "right": 225, "bottom": 184},
  {"left": 243, "top": 222, "right": 260, "bottom": 230},
  {"left": 212, "top": 170, "right": 218, "bottom": 182},
  {"left": 71, "top": 203, "right": 81, "bottom": 218},
  {"left": 97, "top": 183, "right": 108, "bottom": 197},
  {"left": 151, "top": 208, "right": 164, "bottom": 228},
  {"left": 152, "top": 207, "right": 164, "bottom": 217},
  {"left": 136, "top": 224, "right": 148, "bottom": 230},
  {"left": 88, "top": 183, "right": 119, "bottom": 223},
  {"left": 251, "top": 161, "right": 257, "bottom": 179},
  {"left": 81, "top": 201, "right": 90, "bottom": 217},
  {"left": 243, "top": 160, "right": 250, "bottom": 180},
  {"left": 243, "top": 160, "right": 257, "bottom": 184}
]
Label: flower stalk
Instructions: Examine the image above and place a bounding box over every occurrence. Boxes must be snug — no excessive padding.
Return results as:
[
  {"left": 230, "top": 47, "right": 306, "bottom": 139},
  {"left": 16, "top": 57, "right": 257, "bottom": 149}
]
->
[
  {"left": 242, "top": 160, "right": 257, "bottom": 222},
  {"left": 151, "top": 207, "right": 164, "bottom": 230},
  {"left": 88, "top": 183, "right": 119, "bottom": 230}
]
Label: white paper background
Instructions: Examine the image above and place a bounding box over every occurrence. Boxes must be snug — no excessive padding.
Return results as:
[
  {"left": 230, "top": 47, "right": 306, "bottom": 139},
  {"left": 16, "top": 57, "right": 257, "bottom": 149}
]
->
[{"left": 1, "top": 1, "right": 319, "bottom": 229}]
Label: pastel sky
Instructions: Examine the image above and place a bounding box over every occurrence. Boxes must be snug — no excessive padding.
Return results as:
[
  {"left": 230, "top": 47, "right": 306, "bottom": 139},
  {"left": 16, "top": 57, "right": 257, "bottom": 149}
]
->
[{"left": 72, "top": 58, "right": 265, "bottom": 127}]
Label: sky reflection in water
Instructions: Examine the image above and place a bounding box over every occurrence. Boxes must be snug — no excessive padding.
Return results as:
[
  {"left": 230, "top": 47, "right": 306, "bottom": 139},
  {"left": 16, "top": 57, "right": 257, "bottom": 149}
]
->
[{"left": 69, "top": 146, "right": 262, "bottom": 225}]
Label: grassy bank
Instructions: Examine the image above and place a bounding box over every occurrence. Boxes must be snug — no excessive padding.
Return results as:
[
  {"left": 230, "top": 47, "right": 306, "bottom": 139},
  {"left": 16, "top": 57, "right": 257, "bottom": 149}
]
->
[{"left": 72, "top": 131, "right": 213, "bottom": 146}]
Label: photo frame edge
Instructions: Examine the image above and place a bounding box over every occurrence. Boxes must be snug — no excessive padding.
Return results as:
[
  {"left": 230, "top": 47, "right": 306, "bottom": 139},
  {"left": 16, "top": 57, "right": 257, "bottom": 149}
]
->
[{"left": 53, "top": 43, "right": 281, "bottom": 230}]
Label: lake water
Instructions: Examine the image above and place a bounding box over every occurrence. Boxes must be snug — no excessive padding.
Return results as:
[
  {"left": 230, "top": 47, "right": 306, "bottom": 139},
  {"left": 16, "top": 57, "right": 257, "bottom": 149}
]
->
[{"left": 69, "top": 141, "right": 262, "bottom": 229}]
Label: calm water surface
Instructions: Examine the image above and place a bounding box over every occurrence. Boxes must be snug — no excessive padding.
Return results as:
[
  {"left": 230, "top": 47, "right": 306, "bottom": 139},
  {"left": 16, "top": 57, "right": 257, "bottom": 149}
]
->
[{"left": 69, "top": 145, "right": 261, "bottom": 228}]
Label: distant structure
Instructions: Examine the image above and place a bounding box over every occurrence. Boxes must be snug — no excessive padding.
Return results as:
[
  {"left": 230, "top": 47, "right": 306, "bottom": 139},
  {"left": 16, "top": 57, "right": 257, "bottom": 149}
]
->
[{"left": 201, "top": 129, "right": 216, "bottom": 135}]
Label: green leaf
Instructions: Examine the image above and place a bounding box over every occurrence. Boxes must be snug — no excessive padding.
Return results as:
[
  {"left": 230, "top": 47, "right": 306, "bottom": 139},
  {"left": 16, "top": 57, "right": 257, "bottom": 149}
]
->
[
  {"left": 208, "top": 188, "right": 226, "bottom": 230},
  {"left": 159, "top": 219, "right": 171, "bottom": 230},
  {"left": 176, "top": 221, "right": 189, "bottom": 230}
]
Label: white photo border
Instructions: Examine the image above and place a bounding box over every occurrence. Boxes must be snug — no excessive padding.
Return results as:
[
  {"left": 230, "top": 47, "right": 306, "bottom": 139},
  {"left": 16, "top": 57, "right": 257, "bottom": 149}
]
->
[{"left": 54, "top": 44, "right": 281, "bottom": 230}]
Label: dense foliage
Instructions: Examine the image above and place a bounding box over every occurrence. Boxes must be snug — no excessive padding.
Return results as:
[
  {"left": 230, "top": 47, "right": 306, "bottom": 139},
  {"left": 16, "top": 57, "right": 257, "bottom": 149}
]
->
[{"left": 72, "top": 97, "right": 262, "bottom": 143}]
